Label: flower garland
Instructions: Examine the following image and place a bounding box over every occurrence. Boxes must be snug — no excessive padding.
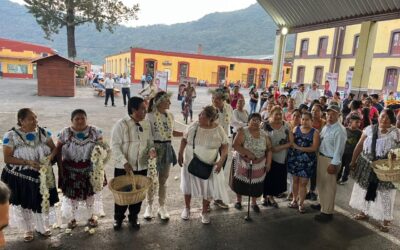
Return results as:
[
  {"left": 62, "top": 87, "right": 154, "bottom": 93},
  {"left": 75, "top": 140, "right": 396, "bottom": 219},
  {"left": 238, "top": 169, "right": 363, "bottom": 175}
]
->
[
  {"left": 39, "top": 156, "right": 55, "bottom": 213},
  {"left": 154, "top": 111, "right": 173, "bottom": 140},
  {"left": 220, "top": 103, "right": 232, "bottom": 127},
  {"left": 147, "top": 156, "right": 159, "bottom": 197},
  {"left": 90, "top": 142, "right": 111, "bottom": 193}
]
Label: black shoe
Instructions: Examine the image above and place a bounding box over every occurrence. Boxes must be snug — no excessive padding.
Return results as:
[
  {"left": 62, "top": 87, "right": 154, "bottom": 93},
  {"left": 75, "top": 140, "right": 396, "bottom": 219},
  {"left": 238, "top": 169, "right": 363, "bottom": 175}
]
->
[
  {"left": 261, "top": 200, "right": 271, "bottom": 207},
  {"left": 252, "top": 204, "right": 260, "bottom": 213},
  {"left": 129, "top": 219, "right": 140, "bottom": 230},
  {"left": 305, "top": 192, "right": 311, "bottom": 200},
  {"left": 234, "top": 202, "right": 242, "bottom": 210},
  {"left": 310, "top": 204, "right": 321, "bottom": 211},
  {"left": 314, "top": 213, "right": 333, "bottom": 222},
  {"left": 113, "top": 220, "right": 122, "bottom": 231},
  {"left": 276, "top": 193, "right": 286, "bottom": 199},
  {"left": 310, "top": 192, "right": 318, "bottom": 201}
]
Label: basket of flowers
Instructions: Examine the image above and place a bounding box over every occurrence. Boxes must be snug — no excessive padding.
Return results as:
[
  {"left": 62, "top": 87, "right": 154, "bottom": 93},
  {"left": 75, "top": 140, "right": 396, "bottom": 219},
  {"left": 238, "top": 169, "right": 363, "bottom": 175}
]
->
[
  {"left": 372, "top": 149, "right": 400, "bottom": 182},
  {"left": 109, "top": 172, "right": 151, "bottom": 206}
]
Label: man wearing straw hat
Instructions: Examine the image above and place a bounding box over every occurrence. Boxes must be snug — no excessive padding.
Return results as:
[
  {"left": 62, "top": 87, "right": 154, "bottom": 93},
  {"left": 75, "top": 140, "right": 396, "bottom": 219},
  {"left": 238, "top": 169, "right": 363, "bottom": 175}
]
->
[{"left": 111, "top": 97, "right": 155, "bottom": 231}]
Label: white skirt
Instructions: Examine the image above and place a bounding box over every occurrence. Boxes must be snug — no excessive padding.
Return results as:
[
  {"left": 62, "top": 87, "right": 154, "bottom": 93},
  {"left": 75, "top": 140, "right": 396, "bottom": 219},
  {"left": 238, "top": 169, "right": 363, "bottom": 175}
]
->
[
  {"left": 349, "top": 182, "right": 396, "bottom": 221},
  {"left": 180, "top": 165, "right": 230, "bottom": 203}
]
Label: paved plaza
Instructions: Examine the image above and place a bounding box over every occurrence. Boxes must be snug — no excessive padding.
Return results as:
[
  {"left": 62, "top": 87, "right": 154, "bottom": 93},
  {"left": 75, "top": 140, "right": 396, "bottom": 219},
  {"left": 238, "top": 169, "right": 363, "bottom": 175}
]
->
[{"left": 0, "top": 78, "right": 399, "bottom": 249}]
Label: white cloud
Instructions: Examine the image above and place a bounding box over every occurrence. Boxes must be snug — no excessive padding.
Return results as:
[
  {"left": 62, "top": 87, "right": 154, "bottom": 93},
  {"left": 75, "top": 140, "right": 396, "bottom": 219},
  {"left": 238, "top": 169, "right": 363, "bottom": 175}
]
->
[{"left": 9, "top": 0, "right": 257, "bottom": 27}]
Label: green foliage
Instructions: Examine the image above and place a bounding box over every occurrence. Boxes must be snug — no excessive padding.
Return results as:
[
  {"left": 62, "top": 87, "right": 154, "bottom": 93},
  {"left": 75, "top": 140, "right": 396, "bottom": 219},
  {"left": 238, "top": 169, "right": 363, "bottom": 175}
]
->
[
  {"left": 23, "top": 0, "right": 139, "bottom": 57},
  {"left": 76, "top": 67, "right": 85, "bottom": 78},
  {"left": 1, "top": 1, "right": 294, "bottom": 64}
]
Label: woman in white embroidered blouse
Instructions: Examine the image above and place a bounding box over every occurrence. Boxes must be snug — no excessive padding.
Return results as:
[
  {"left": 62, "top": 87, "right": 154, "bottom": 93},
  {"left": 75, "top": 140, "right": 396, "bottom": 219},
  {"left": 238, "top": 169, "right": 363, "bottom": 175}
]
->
[
  {"left": 178, "top": 106, "right": 229, "bottom": 224},
  {"left": 57, "top": 109, "right": 105, "bottom": 229},
  {"left": 349, "top": 109, "right": 399, "bottom": 232}
]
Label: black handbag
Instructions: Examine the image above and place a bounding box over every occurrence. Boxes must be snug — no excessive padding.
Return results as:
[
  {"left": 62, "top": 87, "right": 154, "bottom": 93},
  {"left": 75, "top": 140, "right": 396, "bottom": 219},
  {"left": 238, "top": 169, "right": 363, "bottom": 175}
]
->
[{"left": 188, "top": 125, "right": 215, "bottom": 180}]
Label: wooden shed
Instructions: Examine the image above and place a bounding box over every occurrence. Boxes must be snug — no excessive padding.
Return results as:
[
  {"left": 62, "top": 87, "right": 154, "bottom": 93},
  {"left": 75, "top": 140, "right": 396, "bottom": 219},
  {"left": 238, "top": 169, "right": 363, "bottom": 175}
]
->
[{"left": 32, "top": 54, "right": 79, "bottom": 97}]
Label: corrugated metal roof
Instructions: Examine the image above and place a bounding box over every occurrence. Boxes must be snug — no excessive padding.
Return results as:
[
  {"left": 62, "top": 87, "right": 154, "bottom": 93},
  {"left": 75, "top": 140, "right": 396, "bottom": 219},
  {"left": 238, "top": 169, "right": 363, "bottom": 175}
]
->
[{"left": 257, "top": 0, "right": 400, "bottom": 33}]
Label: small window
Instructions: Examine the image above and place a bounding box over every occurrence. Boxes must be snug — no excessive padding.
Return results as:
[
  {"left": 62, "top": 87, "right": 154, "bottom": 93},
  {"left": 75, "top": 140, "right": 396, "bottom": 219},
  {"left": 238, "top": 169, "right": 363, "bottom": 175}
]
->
[
  {"left": 385, "top": 68, "right": 399, "bottom": 91},
  {"left": 313, "top": 67, "right": 323, "bottom": 84},
  {"left": 353, "top": 35, "right": 360, "bottom": 56},
  {"left": 296, "top": 66, "right": 305, "bottom": 84},
  {"left": 318, "top": 37, "right": 328, "bottom": 56},
  {"left": 390, "top": 32, "right": 400, "bottom": 55},
  {"left": 300, "top": 40, "right": 308, "bottom": 57},
  {"left": 229, "top": 64, "right": 235, "bottom": 70}
]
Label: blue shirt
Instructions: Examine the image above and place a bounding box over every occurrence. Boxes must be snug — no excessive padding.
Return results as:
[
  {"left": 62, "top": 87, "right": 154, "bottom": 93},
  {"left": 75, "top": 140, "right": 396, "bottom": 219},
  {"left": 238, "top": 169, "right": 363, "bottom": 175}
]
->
[{"left": 319, "top": 121, "right": 347, "bottom": 166}]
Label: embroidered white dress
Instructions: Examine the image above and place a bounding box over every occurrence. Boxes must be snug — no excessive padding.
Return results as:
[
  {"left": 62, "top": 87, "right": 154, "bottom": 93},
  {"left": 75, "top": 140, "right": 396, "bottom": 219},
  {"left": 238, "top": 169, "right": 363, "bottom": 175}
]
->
[
  {"left": 1, "top": 128, "right": 58, "bottom": 234},
  {"left": 349, "top": 126, "right": 398, "bottom": 221},
  {"left": 58, "top": 126, "right": 105, "bottom": 221},
  {"left": 180, "top": 122, "right": 230, "bottom": 203}
]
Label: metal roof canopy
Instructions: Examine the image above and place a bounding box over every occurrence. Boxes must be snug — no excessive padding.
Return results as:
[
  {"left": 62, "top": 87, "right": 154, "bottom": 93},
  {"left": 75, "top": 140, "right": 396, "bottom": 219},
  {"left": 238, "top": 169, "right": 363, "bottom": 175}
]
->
[{"left": 257, "top": 0, "right": 400, "bottom": 33}]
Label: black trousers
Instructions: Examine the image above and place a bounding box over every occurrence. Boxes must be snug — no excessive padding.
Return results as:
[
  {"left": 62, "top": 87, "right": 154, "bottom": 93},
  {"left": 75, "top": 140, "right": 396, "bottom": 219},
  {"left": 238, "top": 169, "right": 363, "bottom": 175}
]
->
[
  {"left": 122, "top": 88, "right": 131, "bottom": 106},
  {"left": 105, "top": 89, "right": 115, "bottom": 105},
  {"left": 310, "top": 171, "right": 317, "bottom": 192},
  {"left": 337, "top": 153, "right": 352, "bottom": 181},
  {"left": 114, "top": 168, "right": 147, "bottom": 222}
]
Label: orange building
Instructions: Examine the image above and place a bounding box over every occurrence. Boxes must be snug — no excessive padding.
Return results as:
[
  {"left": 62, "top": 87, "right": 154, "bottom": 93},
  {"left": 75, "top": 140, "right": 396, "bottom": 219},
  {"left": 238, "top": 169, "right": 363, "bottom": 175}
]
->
[
  {"left": 104, "top": 48, "right": 292, "bottom": 88},
  {"left": 0, "top": 38, "right": 55, "bottom": 79}
]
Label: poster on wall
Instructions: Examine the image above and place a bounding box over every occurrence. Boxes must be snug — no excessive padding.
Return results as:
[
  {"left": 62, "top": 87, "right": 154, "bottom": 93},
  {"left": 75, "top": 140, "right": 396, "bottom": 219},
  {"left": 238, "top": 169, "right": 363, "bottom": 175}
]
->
[
  {"left": 324, "top": 73, "right": 338, "bottom": 98},
  {"left": 155, "top": 70, "right": 168, "bottom": 91},
  {"left": 345, "top": 71, "right": 353, "bottom": 98}
]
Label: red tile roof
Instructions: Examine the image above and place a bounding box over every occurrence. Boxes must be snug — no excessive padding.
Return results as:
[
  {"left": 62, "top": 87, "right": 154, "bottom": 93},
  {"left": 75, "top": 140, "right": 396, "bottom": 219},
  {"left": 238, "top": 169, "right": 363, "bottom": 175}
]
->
[{"left": 0, "top": 38, "right": 55, "bottom": 54}]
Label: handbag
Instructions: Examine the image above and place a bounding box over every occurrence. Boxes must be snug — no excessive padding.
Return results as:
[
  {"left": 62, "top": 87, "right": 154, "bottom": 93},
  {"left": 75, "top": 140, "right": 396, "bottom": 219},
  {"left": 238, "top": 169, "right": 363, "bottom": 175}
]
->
[{"left": 188, "top": 125, "right": 216, "bottom": 180}]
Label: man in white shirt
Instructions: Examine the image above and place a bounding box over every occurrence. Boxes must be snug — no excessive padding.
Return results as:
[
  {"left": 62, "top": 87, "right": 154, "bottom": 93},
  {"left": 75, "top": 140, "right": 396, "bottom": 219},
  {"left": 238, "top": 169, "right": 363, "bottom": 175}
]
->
[
  {"left": 292, "top": 83, "right": 307, "bottom": 108},
  {"left": 111, "top": 96, "right": 155, "bottom": 230},
  {"left": 306, "top": 82, "right": 321, "bottom": 104},
  {"left": 312, "top": 104, "right": 347, "bottom": 222},
  {"left": 119, "top": 73, "right": 131, "bottom": 107},
  {"left": 104, "top": 73, "right": 115, "bottom": 107}
]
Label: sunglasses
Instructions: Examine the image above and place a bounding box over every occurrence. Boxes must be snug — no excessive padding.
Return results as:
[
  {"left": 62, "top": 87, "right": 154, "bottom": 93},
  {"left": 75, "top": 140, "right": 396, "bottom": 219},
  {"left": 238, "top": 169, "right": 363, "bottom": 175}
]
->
[{"left": 135, "top": 122, "right": 143, "bottom": 132}]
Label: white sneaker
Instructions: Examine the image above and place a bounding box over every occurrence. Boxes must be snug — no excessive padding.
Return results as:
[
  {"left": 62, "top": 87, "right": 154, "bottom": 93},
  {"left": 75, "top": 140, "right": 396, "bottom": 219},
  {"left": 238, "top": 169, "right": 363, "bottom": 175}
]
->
[
  {"left": 158, "top": 206, "right": 170, "bottom": 220},
  {"left": 143, "top": 205, "right": 153, "bottom": 220},
  {"left": 181, "top": 208, "right": 190, "bottom": 220},
  {"left": 201, "top": 213, "right": 210, "bottom": 224}
]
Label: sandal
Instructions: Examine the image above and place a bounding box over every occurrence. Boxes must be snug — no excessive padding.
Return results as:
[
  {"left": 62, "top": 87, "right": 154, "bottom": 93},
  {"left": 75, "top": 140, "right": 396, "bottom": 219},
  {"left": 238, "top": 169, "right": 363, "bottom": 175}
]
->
[
  {"left": 68, "top": 219, "right": 77, "bottom": 229},
  {"left": 88, "top": 217, "right": 98, "bottom": 228},
  {"left": 353, "top": 213, "right": 369, "bottom": 221},
  {"left": 298, "top": 205, "right": 306, "bottom": 214},
  {"left": 287, "top": 202, "right": 298, "bottom": 209},
  {"left": 23, "top": 231, "right": 34, "bottom": 242},
  {"left": 379, "top": 225, "right": 390, "bottom": 233},
  {"left": 36, "top": 230, "right": 52, "bottom": 238}
]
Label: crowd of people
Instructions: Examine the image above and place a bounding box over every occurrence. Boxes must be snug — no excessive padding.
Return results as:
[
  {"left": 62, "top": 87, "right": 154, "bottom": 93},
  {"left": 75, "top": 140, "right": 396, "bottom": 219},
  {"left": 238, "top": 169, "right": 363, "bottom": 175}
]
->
[{"left": 1, "top": 79, "right": 399, "bottom": 244}]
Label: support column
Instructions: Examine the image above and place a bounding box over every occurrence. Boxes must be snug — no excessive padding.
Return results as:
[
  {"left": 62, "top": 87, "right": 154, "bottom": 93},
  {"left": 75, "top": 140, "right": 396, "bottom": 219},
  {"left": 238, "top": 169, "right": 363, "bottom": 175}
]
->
[
  {"left": 271, "top": 32, "right": 287, "bottom": 88},
  {"left": 352, "top": 21, "right": 378, "bottom": 97}
]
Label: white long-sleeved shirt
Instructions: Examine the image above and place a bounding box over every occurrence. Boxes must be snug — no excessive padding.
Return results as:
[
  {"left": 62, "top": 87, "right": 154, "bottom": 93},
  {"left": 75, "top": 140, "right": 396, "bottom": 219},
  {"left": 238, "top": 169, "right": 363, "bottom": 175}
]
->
[
  {"left": 231, "top": 109, "right": 248, "bottom": 133},
  {"left": 104, "top": 78, "right": 115, "bottom": 89},
  {"left": 111, "top": 116, "right": 154, "bottom": 170},
  {"left": 306, "top": 89, "right": 321, "bottom": 103},
  {"left": 292, "top": 90, "right": 307, "bottom": 108},
  {"left": 119, "top": 77, "right": 130, "bottom": 88},
  {"left": 319, "top": 121, "right": 347, "bottom": 166}
]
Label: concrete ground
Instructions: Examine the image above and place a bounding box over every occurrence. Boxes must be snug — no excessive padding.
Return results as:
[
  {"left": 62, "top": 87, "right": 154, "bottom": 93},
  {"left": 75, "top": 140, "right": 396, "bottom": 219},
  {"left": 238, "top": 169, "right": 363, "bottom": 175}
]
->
[{"left": 0, "top": 78, "right": 399, "bottom": 250}]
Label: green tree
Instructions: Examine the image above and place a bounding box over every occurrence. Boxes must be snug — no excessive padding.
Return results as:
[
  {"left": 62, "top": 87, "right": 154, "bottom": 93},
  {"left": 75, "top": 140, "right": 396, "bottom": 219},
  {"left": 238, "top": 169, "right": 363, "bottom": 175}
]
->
[{"left": 24, "top": 0, "right": 139, "bottom": 59}]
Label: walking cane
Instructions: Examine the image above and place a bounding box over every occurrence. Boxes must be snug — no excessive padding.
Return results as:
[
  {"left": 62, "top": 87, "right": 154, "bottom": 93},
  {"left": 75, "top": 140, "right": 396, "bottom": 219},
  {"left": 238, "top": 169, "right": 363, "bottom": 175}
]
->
[{"left": 245, "top": 160, "right": 253, "bottom": 221}]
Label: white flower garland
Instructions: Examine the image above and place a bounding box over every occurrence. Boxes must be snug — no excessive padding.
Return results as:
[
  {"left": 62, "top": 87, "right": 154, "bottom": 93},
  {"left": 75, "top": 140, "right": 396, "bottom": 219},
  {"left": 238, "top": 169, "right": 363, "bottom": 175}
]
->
[
  {"left": 90, "top": 143, "right": 111, "bottom": 193},
  {"left": 221, "top": 103, "right": 232, "bottom": 127},
  {"left": 39, "top": 156, "right": 55, "bottom": 213},
  {"left": 147, "top": 151, "right": 158, "bottom": 200},
  {"left": 155, "top": 111, "right": 173, "bottom": 140}
]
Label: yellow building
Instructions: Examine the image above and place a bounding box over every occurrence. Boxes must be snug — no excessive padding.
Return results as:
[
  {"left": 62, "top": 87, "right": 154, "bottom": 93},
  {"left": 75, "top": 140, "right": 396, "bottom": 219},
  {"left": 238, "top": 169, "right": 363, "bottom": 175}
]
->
[
  {"left": 0, "top": 38, "right": 55, "bottom": 78},
  {"left": 291, "top": 19, "right": 400, "bottom": 93},
  {"left": 104, "top": 48, "right": 292, "bottom": 87}
]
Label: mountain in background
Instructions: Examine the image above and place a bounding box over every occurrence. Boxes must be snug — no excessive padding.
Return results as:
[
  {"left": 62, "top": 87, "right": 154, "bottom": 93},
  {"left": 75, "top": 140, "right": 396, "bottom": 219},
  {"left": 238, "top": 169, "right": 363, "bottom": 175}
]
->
[{"left": 0, "top": 0, "right": 294, "bottom": 65}]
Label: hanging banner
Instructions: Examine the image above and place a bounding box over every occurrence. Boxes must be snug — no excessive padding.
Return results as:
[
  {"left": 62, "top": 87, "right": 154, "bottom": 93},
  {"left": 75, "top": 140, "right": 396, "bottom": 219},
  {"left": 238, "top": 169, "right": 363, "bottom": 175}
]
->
[
  {"left": 324, "top": 73, "right": 338, "bottom": 98},
  {"left": 345, "top": 71, "right": 353, "bottom": 98},
  {"left": 155, "top": 70, "right": 168, "bottom": 91}
]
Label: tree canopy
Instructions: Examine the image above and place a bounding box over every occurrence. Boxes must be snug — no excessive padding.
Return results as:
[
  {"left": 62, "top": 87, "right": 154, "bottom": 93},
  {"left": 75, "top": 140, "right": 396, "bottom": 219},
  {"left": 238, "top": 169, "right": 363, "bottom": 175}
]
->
[{"left": 24, "top": 0, "right": 139, "bottom": 58}]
